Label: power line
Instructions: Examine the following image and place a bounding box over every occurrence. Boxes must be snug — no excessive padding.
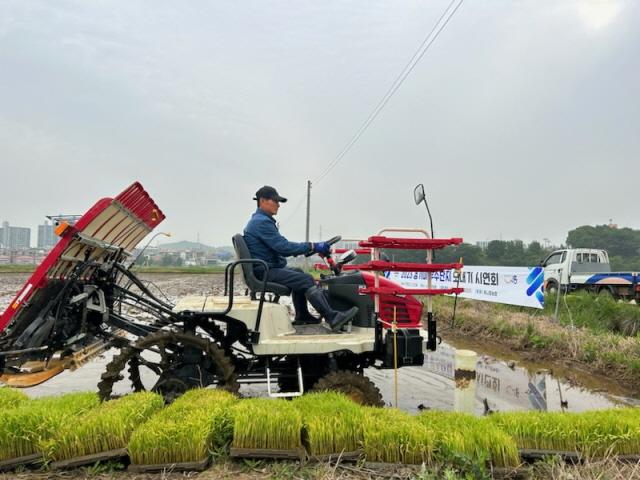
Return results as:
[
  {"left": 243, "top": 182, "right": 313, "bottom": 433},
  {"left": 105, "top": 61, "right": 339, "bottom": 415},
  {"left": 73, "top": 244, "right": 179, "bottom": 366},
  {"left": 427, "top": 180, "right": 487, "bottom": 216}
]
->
[
  {"left": 313, "top": 0, "right": 464, "bottom": 186},
  {"left": 279, "top": 189, "right": 307, "bottom": 227}
]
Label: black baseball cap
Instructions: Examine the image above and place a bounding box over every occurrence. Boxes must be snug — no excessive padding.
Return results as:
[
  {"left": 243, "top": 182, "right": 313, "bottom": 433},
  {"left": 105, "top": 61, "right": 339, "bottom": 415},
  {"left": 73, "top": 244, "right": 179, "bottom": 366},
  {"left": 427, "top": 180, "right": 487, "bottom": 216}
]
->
[{"left": 253, "top": 186, "right": 287, "bottom": 203}]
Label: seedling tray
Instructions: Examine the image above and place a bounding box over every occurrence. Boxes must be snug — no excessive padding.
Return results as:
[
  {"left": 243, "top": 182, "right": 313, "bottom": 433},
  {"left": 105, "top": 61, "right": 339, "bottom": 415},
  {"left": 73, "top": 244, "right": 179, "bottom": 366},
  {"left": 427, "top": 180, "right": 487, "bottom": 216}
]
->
[
  {"left": 50, "top": 448, "right": 128, "bottom": 470},
  {"left": 307, "top": 449, "right": 362, "bottom": 463},
  {"left": 519, "top": 449, "right": 640, "bottom": 464},
  {"left": 0, "top": 453, "right": 44, "bottom": 471},
  {"left": 128, "top": 457, "right": 210, "bottom": 473},
  {"left": 230, "top": 447, "right": 306, "bottom": 460}
]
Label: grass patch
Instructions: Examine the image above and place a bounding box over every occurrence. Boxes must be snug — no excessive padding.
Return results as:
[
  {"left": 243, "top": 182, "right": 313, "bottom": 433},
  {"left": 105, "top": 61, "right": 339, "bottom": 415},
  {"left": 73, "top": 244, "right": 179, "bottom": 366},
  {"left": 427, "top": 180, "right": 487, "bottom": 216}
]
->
[
  {"left": 293, "top": 391, "right": 364, "bottom": 456},
  {"left": 44, "top": 391, "right": 163, "bottom": 461},
  {"left": 0, "top": 387, "right": 29, "bottom": 409},
  {"left": 0, "top": 392, "right": 98, "bottom": 461},
  {"left": 128, "top": 388, "right": 238, "bottom": 465},
  {"left": 418, "top": 411, "right": 520, "bottom": 468},
  {"left": 232, "top": 398, "right": 302, "bottom": 451},
  {"left": 545, "top": 291, "right": 640, "bottom": 336},
  {"left": 0, "top": 265, "right": 36, "bottom": 273},
  {"left": 362, "top": 407, "right": 435, "bottom": 465}
]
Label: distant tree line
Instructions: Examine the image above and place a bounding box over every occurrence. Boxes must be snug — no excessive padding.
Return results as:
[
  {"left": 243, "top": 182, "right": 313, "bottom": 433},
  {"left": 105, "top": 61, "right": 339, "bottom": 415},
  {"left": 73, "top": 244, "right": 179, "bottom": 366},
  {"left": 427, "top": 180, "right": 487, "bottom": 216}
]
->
[
  {"left": 382, "top": 240, "right": 554, "bottom": 267},
  {"left": 374, "top": 224, "right": 640, "bottom": 270},
  {"left": 567, "top": 225, "right": 640, "bottom": 271}
]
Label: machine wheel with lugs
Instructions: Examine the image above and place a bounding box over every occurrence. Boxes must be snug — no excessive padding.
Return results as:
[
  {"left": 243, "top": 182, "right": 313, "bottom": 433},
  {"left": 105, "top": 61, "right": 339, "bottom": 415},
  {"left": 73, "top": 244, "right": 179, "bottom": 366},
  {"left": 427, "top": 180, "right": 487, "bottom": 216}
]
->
[
  {"left": 97, "top": 330, "right": 239, "bottom": 401},
  {"left": 312, "top": 370, "right": 384, "bottom": 407}
]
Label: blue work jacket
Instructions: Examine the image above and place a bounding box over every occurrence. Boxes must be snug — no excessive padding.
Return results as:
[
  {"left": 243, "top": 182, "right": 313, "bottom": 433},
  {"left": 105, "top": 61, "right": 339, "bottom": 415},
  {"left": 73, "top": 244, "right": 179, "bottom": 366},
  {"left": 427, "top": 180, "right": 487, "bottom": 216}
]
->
[{"left": 244, "top": 209, "right": 311, "bottom": 269}]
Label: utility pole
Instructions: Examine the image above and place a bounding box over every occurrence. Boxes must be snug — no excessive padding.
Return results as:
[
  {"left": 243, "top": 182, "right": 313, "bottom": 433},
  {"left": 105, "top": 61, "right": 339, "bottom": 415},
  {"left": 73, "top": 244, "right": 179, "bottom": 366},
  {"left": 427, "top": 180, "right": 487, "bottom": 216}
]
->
[
  {"left": 305, "top": 180, "right": 311, "bottom": 243},
  {"left": 305, "top": 180, "right": 311, "bottom": 270}
]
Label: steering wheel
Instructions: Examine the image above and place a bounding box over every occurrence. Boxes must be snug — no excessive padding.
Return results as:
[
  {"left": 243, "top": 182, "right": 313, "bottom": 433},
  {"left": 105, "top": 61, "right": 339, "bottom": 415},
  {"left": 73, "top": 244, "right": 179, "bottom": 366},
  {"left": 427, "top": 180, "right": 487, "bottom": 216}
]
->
[
  {"left": 305, "top": 235, "right": 342, "bottom": 257},
  {"left": 326, "top": 235, "right": 341, "bottom": 246}
]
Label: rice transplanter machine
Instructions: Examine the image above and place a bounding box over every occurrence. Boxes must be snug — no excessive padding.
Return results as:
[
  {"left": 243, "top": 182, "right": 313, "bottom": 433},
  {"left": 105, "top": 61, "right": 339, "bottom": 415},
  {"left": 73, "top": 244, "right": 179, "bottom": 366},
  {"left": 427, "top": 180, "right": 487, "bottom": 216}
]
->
[{"left": 0, "top": 183, "right": 463, "bottom": 404}]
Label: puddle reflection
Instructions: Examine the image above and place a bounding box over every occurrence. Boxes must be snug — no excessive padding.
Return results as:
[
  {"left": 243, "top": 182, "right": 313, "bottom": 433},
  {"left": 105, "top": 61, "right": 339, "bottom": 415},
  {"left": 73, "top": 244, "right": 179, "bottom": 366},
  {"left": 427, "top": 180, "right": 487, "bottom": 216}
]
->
[{"left": 367, "top": 342, "right": 636, "bottom": 414}]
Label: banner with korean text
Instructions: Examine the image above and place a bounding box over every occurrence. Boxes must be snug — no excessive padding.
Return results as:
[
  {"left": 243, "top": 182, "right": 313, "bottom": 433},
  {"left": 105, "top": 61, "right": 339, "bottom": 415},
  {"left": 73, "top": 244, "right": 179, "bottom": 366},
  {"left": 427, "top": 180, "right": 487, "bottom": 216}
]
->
[{"left": 384, "top": 266, "right": 544, "bottom": 309}]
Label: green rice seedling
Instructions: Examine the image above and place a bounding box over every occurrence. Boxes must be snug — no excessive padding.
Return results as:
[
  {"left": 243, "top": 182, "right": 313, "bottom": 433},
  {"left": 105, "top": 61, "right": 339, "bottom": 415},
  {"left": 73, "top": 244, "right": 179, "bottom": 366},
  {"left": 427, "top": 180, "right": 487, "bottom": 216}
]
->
[
  {"left": 293, "top": 391, "right": 364, "bottom": 456},
  {"left": 418, "top": 411, "right": 520, "bottom": 468},
  {"left": 44, "top": 391, "right": 163, "bottom": 461},
  {"left": 362, "top": 407, "right": 435, "bottom": 465},
  {"left": 0, "top": 387, "right": 29, "bottom": 410},
  {"left": 0, "top": 391, "right": 98, "bottom": 461},
  {"left": 489, "top": 409, "right": 640, "bottom": 458},
  {"left": 489, "top": 411, "right": 583, "bottom": 452},
  {"left": 567, "top": 408, "right": 640, "bottom": 457},
  {"left": 232, "top": 398, "right": 302, "bottom": 451},
  {"left": 128, "top": 388, "right": 237, "bottom": 465}
]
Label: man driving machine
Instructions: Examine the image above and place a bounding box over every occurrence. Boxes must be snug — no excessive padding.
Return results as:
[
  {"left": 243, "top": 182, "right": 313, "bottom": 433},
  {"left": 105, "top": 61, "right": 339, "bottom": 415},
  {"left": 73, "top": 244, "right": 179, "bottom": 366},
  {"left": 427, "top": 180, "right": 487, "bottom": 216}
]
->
[{"left": 243, "top": 186, "right": 358, "bottom": 331}]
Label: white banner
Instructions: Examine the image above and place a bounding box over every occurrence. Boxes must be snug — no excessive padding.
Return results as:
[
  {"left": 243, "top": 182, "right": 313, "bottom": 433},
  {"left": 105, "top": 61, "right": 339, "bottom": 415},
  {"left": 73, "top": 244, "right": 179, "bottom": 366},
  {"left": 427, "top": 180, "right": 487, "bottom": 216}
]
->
[{"left": 384, "top": 265, "right": 544, "bottom": 309}]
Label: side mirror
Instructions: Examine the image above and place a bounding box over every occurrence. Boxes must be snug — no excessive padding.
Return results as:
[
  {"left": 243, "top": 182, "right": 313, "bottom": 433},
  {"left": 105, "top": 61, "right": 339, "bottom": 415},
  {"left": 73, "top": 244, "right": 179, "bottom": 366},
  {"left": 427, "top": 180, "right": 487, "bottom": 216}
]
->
[
  {"left": 539, "top": 259, "right": 545, "bottom": 267},
  {"left": 414, "top": 184, "right": 425, "bottom": 205}
]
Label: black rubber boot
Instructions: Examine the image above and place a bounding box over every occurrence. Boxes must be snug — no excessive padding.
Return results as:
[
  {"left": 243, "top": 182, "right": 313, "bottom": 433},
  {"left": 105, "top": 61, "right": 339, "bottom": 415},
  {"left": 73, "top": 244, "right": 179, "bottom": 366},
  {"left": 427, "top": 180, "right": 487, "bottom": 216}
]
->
[
  {"left": 305, "top": 286, "right": 358, "bottom": 332},
  {"left": 292, "top": 290, "right": 320, "bottom": 325}
]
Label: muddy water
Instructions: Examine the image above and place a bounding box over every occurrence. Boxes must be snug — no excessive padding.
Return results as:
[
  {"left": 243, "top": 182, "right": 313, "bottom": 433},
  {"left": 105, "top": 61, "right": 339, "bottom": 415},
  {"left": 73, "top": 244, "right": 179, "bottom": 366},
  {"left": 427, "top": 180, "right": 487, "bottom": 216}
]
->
[{"left": 1, "top": 273, "right": 638, "bottom": 413}]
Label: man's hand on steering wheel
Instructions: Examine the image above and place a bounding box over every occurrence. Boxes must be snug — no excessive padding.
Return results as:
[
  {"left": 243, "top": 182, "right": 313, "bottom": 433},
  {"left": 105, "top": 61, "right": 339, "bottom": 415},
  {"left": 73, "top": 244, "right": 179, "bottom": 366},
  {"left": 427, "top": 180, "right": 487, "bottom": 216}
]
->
[
  {"left": 313, "top": 241, "right": 331, "bottom": 256},
  {"left": 306, "top": 235, "right": 341, "bottom": 257}
]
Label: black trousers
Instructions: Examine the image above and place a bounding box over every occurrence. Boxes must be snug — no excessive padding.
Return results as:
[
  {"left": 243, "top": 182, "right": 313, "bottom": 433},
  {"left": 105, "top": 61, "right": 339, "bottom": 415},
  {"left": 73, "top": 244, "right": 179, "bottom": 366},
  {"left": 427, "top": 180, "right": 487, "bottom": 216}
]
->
[{"left": 261, "top": 267, "right": 315, "bottom": 318}]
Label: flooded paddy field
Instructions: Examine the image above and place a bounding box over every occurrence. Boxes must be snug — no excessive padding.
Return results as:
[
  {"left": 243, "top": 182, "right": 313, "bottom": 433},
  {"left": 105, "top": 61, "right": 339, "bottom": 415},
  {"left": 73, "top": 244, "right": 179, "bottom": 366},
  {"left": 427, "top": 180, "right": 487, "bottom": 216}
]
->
[{"left": 1, "top": 273, "right": 637, "bottom": 414}]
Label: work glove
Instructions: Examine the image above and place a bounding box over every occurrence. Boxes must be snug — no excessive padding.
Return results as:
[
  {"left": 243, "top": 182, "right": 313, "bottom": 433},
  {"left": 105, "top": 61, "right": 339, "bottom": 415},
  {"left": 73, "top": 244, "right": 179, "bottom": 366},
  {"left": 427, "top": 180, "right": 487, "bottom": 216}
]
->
[{"left": 313, "top": 241, "right": 331, "bottom": 256}]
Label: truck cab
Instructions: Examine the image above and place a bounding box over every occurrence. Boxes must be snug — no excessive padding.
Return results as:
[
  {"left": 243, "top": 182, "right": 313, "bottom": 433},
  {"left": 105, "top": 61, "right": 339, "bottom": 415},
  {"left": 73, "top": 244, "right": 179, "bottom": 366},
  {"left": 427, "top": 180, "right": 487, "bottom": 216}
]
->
[{"left": 541, "top": 248, "right": 610, "bottom": 293}]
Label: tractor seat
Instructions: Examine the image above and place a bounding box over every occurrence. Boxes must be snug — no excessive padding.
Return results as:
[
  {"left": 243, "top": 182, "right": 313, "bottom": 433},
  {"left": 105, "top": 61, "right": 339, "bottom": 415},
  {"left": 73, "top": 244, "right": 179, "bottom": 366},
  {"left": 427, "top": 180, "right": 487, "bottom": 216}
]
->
[{"left": 232, "top": 234, "right": 292, "bottom": 297}]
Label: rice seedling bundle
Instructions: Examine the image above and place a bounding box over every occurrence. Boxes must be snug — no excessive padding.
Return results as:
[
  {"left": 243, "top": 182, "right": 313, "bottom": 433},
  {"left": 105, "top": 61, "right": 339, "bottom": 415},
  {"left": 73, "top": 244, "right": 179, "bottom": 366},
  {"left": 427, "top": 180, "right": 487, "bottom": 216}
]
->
[
  {"left": 293, "top": 391, "right": 364, "bottom": 455},
  {"left": 0, "top": 387, "right": 29, "bottom": 410},
  {"left": 489, "top": 411, "right": 583, "bottom": 452},
  {"left": 232, "top": 398, "right": 302, "bottom": 451},
  {"left": 489, "top": 408, "right": 640, "bottom": 457},
  {"left": 44, "top": 391, "right": 163, "bottom": 461},
  {"left": 128, "top": 388, "right": 238, "bottom": 465},
  {"left": 417, "top": 411, "right": 520, "bottom": 468},
  {"left": 567, "top": 408, "right": 640, "bottom": 457},
  {"left": 0, "top": 392, "right": 98, "bottom": 461},
  {"left": 362, "top": 407, "right": 435, "bottom": 465}
]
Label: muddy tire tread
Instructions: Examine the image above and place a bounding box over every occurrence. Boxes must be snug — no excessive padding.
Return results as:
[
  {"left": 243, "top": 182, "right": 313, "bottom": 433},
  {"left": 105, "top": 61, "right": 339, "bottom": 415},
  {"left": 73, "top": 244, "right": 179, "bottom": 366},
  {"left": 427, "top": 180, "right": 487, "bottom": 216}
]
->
[{"left": 97, "top": 330, "right": 239, "bottom": 401}]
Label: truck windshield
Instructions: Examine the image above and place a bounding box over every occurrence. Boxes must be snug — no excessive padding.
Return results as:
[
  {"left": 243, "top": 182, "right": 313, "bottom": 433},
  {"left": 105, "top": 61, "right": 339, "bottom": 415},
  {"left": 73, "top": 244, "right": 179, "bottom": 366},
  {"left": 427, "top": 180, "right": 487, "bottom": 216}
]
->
[{"left": 545, "top": 252, "right": 563, "bottom": 265}]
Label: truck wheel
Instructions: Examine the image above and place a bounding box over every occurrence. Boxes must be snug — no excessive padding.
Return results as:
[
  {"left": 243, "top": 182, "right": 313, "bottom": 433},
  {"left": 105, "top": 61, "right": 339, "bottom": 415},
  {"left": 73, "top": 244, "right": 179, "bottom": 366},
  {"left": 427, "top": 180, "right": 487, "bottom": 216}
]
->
[
  {"left": 312, "top": 370, "right": 384, "bottom": 407},
  {"left": 597, "top": 287, "right": 614, "bottom": 300},
  {"left": 545, "top": 281, "right": 558, "bottom": 295}
]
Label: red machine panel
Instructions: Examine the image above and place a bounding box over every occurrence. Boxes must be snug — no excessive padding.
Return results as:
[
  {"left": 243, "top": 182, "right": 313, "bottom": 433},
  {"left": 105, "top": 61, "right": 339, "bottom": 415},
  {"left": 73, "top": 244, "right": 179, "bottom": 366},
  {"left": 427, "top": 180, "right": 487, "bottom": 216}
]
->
[{"left": 0, "top": 182, "right": 164, "bottom": 334}]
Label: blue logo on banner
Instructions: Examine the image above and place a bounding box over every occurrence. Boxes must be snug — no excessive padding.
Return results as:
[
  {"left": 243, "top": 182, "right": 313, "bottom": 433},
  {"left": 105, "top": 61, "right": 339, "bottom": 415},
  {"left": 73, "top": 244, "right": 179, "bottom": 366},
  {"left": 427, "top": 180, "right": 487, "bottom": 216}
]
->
[{"left": 526, "top": 267, "right": 544, "bottom": 306}]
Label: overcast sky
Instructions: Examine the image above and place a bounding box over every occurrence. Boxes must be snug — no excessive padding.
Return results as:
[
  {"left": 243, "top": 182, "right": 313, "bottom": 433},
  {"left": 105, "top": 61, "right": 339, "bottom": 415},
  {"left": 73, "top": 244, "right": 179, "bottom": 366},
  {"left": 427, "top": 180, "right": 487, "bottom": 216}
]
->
[{"left": 0, "top": 0, "right": 638, "bottom": 248}]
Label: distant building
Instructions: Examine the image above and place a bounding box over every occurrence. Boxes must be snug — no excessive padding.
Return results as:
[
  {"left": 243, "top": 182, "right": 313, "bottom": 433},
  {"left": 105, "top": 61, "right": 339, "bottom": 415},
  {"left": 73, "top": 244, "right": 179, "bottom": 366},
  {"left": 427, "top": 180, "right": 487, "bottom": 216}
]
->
[
  {"left": 37, "top": 221, "right": 57, "bottom": 249},
  {"left": 0, "top": 221, "right": 31, "bottom": 249},
  {"left": 475, "top": 241, "right": 489, "bottom": 250}
]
